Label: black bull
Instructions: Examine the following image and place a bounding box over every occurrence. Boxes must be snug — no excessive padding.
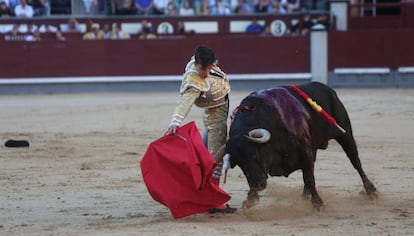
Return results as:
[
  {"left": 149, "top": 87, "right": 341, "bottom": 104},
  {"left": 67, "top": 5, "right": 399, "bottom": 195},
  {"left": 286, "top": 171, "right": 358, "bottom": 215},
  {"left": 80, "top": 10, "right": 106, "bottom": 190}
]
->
[{"left": 215, "top": 82, "right": 377, "bottom": 210}]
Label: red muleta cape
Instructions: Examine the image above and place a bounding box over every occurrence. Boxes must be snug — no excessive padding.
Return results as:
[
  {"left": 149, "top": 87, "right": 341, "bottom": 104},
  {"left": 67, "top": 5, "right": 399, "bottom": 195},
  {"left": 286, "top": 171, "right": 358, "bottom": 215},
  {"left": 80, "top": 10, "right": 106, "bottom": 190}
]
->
[{"left": 140, "top": 121, "right": 231, "bottom": 219}]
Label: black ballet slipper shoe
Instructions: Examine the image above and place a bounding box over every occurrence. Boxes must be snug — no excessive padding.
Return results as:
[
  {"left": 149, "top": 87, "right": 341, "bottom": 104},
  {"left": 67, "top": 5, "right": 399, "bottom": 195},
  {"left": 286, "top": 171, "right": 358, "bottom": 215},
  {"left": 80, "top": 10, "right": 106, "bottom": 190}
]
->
[
  {"left": 4, "top": 139, "right": 30, "bottom": 148},
  {"left": 208, "top": 204, "right": 237, "bottom": 214}
]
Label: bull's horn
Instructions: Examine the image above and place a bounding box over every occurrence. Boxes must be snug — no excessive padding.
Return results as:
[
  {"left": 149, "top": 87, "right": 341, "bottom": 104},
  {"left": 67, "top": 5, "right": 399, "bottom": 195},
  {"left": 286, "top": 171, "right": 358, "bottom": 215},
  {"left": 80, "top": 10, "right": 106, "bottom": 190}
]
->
[{"left": 245, "top": 129, "right": 271, "bottom": 143}]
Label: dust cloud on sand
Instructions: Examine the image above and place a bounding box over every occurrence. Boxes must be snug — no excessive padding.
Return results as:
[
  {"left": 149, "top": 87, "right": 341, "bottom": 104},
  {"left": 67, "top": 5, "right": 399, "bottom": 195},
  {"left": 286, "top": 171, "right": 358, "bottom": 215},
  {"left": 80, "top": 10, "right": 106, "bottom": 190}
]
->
[{"left": 0, "top": 89, "right": 413, "bottom": 235}]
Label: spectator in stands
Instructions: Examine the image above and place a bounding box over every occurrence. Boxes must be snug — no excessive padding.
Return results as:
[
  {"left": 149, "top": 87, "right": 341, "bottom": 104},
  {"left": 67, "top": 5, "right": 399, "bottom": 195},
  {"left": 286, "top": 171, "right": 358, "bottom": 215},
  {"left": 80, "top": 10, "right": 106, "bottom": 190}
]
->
[
  {"left": 139, "top": 27, "right": 157, "bottom": 39},
  {"left": 254, "top": 0, "right": 271, "bottom": 13},
  {"left": 0, "top": 1, "right": 13, "bottom": 17},
  {"left": 39, "top": 21, "right": 58, "bottom": 33},
  {"left": 25, "top": 28, "right": 41, "bottom": 41},
  {"left": 111, "top": 22, "right": 131, "bottom": 39},
  {"left": 51, "top": 0, "right": 70, "bottom": 14},
  {"left": 301, "top": 13, "right": 314, "bottom": 35},
  {"left": 197, "top": 0, "right": 210, "bottom": 15},
  {"left": 83, "top": 24, "right": 104, "bottom": 40},
  {"left": 7, "top": 21, "right": 21, "bottom": 36},
  {"left": 25, "top": 19, "right": 37, "bottom": 33},
  {"left": 61, "top": 18, "right": 82, "bottom": 33},
  {"left": 81, "top": 0, "right": 98, "bottom": 14},
  {"left": 165, "top": 0, "right": 178, "bottom": 15},
  {"left": 316, "top": 14, "right": 329, "bottom": 29},
  {"left": 138, "top": 19, "right": 156, "bottom": 39},
  {"left": 269, "top": 0, "right": 286, "bottom": 14},
  {"left": 287, "top": 18, "right": 300, "bottom": 35},
  {"left": 246, "top": 18, "right": 265, "bottom": 33},
  {"left": 56, "top": 28, "right": 66, "bottom": 41},
  {"left": 116, "top": 0, "right": 137, "bottom": 14},
  {"left": 210, "top": 0, "right": 230, "bottom": 15},
  {"left": 28, "top": 0, "right": 48, "bottom": 16},
  {"left": 134, "top": 0, "right": 152, "bottom": 14},
  {"left": 232, "top": 0, "right": 251, "bottom": 14},
  {"left": 179, "top": 0, "right": 194, "bottom": 15},
  {"left": 176, "top": 21, "right": 195, "bottom": 35},
  {"left": 148, "top": 0, "right": 168, "bottom": 15},
  {"left": 280, "top": 0, "right": 300, "bottom": 13},
  {"left": 260, "top": 25, "right": 273, "bottom": 37},
  {"left": 4, "top": 0, "right": 20, "bottom": 11},
  {"left": 102, "top": 23, "right": 113, "bottom": 39},
  {"left": 14, "top": 0, "right": 34, "bottom": 17}
]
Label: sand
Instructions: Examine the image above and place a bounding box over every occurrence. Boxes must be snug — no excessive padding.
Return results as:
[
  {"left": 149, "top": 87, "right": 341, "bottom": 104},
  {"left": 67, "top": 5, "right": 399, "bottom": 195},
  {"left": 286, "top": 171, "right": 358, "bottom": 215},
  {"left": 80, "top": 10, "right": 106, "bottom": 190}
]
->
[{"left": 0, "top": 88, "right": 413, "bottom": 236}]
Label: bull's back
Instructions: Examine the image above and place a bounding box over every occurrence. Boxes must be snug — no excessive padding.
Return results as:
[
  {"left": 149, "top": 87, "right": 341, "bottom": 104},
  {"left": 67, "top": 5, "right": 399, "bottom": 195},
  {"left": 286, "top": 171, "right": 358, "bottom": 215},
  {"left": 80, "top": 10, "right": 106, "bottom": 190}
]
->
[{"left": 286, "top": 82, "right": 353, "bottom": 148}]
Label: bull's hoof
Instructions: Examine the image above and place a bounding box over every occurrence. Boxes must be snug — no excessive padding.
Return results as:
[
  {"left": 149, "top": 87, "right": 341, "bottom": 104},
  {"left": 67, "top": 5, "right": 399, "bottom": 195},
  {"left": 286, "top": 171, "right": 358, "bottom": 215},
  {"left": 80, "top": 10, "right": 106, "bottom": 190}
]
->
[
  {"left": 360, "top": 189, "right": 379, "bottom": 200},
  {"left": 312, "top": 197, "right": 323, "bottom": 211},
  {"left": 365, "top": 182, "right": 377, "bottom": 195},
  {"left": 302, "top": 187, "right": 312, "bottom": 200},
  {"left": 242, "top": 198, "right": 259, "bottom": 209}
]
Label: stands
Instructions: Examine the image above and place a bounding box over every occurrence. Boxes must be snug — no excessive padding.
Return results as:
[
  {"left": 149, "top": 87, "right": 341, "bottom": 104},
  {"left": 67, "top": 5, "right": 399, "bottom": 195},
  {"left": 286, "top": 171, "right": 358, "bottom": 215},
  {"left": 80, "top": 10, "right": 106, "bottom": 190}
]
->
[{"left": 0, "top": 1, "right": 413, "bottom": 92}]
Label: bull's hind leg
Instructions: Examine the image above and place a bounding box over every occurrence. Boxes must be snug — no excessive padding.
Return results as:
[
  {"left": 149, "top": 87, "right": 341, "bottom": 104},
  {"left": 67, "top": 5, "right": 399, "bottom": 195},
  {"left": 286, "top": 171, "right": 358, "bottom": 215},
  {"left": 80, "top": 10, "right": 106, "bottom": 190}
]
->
[{"left": 336, "top": 135, "right": 377, "bottom": 196}]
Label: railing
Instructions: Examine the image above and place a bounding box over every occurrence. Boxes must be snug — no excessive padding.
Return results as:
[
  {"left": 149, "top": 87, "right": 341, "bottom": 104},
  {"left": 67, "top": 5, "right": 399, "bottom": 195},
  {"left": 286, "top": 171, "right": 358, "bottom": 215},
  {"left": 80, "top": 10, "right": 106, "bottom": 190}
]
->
[{"left": 348, "top": 1, "right": 414, "bottom": 29}]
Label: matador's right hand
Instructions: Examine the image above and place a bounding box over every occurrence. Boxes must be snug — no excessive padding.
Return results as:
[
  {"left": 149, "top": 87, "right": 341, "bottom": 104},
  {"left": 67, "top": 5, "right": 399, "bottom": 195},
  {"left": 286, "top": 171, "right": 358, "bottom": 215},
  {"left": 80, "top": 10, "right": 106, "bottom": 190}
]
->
[{"left": 167, "top": 125, "right": 178, "bottom": 135}]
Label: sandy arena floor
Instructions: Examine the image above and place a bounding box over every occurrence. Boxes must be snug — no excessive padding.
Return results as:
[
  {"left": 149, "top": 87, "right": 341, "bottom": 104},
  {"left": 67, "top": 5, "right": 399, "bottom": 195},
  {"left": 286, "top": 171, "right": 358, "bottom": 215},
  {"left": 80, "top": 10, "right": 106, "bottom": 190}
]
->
[{"left": 0, "top": 88, "right": 413, "bottom": 235}]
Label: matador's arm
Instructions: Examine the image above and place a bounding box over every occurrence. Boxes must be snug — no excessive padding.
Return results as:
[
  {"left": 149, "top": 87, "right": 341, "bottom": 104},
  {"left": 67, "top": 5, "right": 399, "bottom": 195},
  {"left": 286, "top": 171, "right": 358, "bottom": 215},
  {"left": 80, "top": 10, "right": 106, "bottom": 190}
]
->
[{"left": 169, "top": 87, "right": 201, "bottom": 128}]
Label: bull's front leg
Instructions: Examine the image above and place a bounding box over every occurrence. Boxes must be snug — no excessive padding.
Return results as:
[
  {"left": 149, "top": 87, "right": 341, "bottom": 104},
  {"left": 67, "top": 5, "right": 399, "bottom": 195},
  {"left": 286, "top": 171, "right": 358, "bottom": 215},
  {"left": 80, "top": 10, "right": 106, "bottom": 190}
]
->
[
  {"left": 242, "top": 189, "right": 260, "bottom": 208},
  {"left": 302, "top": 161, "right": 323, "bottom": 211}
]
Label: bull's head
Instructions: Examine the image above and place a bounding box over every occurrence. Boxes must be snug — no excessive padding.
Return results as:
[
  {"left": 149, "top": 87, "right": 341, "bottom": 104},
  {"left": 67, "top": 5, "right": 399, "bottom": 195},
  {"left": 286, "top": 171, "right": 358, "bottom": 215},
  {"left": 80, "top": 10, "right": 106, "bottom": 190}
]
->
[{"left": 216, "top": 128, "right": 271, "bottom": 193}]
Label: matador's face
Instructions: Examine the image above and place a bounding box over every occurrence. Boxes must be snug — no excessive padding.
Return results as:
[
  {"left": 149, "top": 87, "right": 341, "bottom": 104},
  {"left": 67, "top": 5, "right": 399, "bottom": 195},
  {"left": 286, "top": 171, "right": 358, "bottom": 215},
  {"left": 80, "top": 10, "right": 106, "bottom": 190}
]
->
[{"left": 195, "top": 62, "right": 213, "bottom": 79}]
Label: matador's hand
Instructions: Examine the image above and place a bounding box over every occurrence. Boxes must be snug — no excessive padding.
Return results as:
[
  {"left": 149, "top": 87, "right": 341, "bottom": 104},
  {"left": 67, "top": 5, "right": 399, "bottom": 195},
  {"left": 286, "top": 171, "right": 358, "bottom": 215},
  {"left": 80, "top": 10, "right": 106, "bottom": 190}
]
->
[{"left": 167, "top": 125, "right": 178, "bottom": 135}]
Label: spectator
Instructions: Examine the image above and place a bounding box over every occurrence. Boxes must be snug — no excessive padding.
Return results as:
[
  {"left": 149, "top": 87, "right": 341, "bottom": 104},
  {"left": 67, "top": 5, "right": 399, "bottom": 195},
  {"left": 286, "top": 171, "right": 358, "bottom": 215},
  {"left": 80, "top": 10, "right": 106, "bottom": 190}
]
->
[
  {"left": 197, "top": 0, "right": 210, "bottom": 15},
  {"left": 51, "top": 0, "right": 70, "bottom": 14},
  {"left": 260, "top": 25, "right": 273, "bottom": 37},
  {"left": 7, "top": 21, "right": 21, "bottom": 37},
  {"left": 102, "top": 23, "right": 113, "bottom": 39},
  {"left": 61, "top": 18, "right": 82, "bottom": 33},
  {"left": 165, "top": 0, "right": 178, "bottom": 15},
  {"left": 3, "top": 0, "right": 20, "bottom": 11},
  {"left": 254, "top": 0, "right": 271, "bottom": 13},
  {"left": 116, "top": 0, "right": 137, "bottom": 14},
  {"left": 269, "top": 0, "right": 286, "bottom": 14},
  {"left": 301, "top": 13, "right": 314, "bottom": 35},
  {"left": 138, "top": 19, "right": 156, "bottom": 39},
  {"left": 148, "top": 0, "right": 168, "bottom": 15},
  {"left": 210, "top": 0, "right": 230, "bottom": 15},
  {"left": 280, "top": 0, "right": 300, "bottom": 13},
  {"left": 28, "top": 0, "right": 48, "bottom": 16},
  {"left": 316, "top": 14, "right": 329, "bottom": 29},
  {"left": 81, "top": 0, "right": 99, "bottom": 14},
  {"left": 24, "top": 19, "right": 37, "bottom": 33},
  {"left": 82, "top": 24, "right": 104, "bottom": 40},
  {"left": 246, "top": 18, "right": 265, "bottom": 33},
  {"left": 111, "top": 22, "right": 130, "bottom": 39},
  {"left": 135, "top": 0, "right": 153, "bottom": 14},
  {"left": 0, "top": 1, "right": 13, "bottom": 17},
  {"left": 233, "top": 0, "right": 251, "bottom": 14},
  {"left": 55, "top": 28, "right": 66, "bottom": 41},
  {"left": 39, "top": 21, "right": 58, "bottom": 33},
  {"left": 25, "top": 28, "right": 41, "bottom": 41},
  {"left": 179, "top": 0, "right": 194, "bottom": 15},
  {"left": 176, "top": 21, "right": 195, "bottom": 35},
  {"left": 14, "top": 0, "right": 34, "bottom": 17}
]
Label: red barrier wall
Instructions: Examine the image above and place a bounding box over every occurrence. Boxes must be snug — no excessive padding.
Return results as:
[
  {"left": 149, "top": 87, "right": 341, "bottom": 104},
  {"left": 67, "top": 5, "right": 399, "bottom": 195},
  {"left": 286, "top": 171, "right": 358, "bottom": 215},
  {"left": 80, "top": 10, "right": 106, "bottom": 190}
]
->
[
  {"left": 328, "top": 29, "right": 414, "bottom": 70},
  {"left": 0, "top": 35, "right": 310, "bottom": 78}
]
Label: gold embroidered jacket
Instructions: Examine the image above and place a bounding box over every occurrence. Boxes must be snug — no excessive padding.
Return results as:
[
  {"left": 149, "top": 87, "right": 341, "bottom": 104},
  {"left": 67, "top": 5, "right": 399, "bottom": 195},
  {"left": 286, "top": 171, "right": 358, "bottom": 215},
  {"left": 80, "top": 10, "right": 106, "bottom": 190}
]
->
[{"left": 169, "top": 57, "right": 231, "bottom": 127}]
